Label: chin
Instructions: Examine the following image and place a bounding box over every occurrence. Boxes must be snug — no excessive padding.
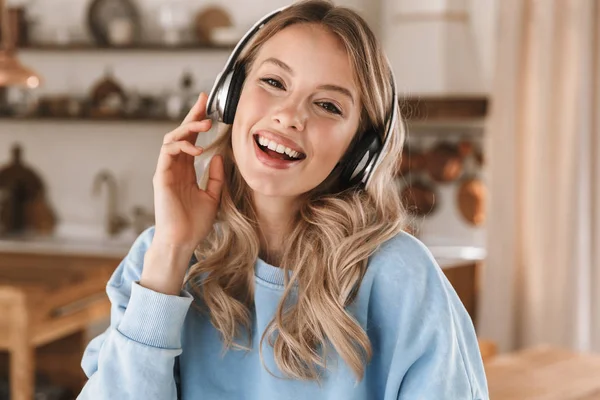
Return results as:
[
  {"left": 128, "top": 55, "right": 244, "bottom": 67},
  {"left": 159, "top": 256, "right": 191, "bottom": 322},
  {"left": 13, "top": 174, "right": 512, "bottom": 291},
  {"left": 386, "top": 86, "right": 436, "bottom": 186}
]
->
[{"left": 243, "top": 173, "right": 307, "bottom": 198}]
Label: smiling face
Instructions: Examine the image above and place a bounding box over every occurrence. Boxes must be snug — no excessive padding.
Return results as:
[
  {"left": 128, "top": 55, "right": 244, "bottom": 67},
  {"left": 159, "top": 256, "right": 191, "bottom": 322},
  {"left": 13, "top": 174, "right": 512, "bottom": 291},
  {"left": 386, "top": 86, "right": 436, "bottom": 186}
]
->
[{"left": 231, "top": 23, "right": 362, "bottom": 198}]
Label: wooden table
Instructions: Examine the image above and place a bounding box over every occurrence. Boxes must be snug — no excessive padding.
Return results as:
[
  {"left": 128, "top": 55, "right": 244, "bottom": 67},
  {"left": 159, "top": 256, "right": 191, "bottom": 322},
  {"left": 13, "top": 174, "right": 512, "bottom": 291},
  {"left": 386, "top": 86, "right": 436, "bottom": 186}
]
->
[
  {"left": 485, "top": 346, "right": 600, "bottom": 399},
  {"left": 0, "top": 252, "right": 118, "bottom": 400}
]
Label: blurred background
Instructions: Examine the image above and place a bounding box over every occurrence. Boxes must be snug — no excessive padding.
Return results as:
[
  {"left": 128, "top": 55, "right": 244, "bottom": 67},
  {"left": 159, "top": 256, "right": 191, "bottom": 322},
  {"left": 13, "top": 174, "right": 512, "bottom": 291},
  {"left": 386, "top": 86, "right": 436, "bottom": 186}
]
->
[{"left": 0, "top": 0, "right": 598, "bottom": 399}]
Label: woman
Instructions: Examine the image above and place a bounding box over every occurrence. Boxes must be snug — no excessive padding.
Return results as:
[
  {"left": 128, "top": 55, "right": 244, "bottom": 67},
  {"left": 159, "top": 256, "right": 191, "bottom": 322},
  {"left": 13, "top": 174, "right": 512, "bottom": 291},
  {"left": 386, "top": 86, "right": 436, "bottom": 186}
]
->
[{"left": 78, "top": 1, "right": 489, "bottom": 399}]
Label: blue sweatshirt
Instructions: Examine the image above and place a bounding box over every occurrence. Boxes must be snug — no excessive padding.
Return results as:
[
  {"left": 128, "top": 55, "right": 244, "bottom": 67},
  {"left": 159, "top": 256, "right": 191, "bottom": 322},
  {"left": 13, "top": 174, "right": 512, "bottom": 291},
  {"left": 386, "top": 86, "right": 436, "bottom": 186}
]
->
[{"left": 78, "top": 226, "right": 489, "bottom": 399}]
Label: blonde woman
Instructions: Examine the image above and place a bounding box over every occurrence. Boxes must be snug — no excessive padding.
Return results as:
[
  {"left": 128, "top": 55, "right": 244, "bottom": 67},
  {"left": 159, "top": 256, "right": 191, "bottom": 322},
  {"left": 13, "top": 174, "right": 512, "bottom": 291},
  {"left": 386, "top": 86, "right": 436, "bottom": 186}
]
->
[{"left": 78, "top": 1, "right": 488, "bottom": 399}]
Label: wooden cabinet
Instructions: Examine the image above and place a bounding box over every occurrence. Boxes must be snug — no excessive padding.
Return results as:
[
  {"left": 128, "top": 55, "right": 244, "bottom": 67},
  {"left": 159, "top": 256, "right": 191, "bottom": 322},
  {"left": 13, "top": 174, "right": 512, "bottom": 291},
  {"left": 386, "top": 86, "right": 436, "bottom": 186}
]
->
[
  {"left": 441, "top": 261, "right": 498, "bottom": 362},
  {"left": 441, "top": 261, "right": 480, "bottom": 324},
  {"left": 0, "top": 252, "right": 120, "bottom": 400}
]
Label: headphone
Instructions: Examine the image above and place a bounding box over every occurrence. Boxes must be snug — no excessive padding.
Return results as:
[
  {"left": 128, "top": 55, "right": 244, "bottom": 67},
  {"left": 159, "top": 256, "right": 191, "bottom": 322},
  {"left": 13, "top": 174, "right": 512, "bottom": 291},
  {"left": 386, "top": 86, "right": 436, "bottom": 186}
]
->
[{"left": 206, "top": 6, "right": 399, "bottom": 190}]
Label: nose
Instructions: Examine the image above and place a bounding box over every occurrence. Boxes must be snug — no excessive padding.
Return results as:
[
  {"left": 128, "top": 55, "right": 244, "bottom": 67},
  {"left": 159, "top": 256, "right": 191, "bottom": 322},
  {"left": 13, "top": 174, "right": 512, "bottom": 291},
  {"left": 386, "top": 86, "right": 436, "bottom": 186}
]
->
[{"left": 271, "top": 98, "right": 307, "bottom": 131}]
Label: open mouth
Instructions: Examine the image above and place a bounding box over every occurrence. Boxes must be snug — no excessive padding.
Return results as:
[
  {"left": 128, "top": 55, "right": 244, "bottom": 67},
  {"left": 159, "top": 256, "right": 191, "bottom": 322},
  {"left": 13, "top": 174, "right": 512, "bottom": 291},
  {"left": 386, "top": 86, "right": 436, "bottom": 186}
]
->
[{"left": 253, "top": 134, "right": 307, "bottom": 162}]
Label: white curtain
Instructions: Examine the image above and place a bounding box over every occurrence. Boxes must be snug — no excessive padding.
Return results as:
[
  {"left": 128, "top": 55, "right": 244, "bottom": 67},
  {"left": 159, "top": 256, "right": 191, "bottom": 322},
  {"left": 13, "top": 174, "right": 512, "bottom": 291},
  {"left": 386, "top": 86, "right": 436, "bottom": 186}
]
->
[{"left": 478, "top": 0, "right": 600, "bottom": 352}]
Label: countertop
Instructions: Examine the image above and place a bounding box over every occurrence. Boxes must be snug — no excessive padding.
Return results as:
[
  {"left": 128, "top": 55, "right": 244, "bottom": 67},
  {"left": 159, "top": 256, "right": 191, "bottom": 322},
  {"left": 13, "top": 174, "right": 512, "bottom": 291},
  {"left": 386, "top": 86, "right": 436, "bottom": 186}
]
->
[
  {"left": 0, "top": 224, "right": 138, "bottom": 258},
  {"left": 0, "top": 234, "right": 134, "bottom": 258},
  {"left": 0, "top": 229, "right": 486, "bottom": 267}
]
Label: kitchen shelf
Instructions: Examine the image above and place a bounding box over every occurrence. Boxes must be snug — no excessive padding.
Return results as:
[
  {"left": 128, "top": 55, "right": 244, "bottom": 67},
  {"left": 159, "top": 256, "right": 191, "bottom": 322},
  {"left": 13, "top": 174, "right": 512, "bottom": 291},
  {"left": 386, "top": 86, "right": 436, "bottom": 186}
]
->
[
  {"left": 0, "top": 117, "right": 487, "bottom": 130},
  {"left": 407, "top": 119, "right": 487, "bottom": 130},
  {"left": 400, "top": 97, "right": 488, "bottom": 120},
  {"left": 0, "top": 97, "right": 489, "bottom": 125},
  {"left": 0, "top": 115, "right": 179, "bottom": 123},
  {"left": 18, "top": 43, "right": 234, "bottom": 52}
]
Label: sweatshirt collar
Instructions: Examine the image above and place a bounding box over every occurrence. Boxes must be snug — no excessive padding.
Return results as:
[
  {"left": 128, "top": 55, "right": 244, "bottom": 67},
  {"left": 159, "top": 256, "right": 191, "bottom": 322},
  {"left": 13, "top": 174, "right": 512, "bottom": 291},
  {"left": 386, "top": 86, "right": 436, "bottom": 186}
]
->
[{"left": 255, "top": 258, "right": 288, "bottom": 287}]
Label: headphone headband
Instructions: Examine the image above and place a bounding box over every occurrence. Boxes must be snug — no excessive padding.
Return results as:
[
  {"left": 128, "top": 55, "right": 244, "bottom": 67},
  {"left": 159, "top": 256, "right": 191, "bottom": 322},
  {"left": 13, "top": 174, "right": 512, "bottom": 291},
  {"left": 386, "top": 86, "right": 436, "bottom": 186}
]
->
[{"left": 206, "top": 5, "right": 399, "bottom": 190}]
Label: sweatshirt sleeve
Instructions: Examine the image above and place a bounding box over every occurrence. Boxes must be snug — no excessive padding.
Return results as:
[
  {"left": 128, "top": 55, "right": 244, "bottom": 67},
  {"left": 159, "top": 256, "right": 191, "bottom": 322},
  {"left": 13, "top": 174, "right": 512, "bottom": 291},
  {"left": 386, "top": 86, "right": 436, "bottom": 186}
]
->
[
  {"left": 367, "top": 233, "right": 489, "bottom": 400},
  {"left": 77, "top": 226, "right": 194, "bottom": 400},
  {"left": 395, "top": 285, "right": 489, "bottom": 400}
]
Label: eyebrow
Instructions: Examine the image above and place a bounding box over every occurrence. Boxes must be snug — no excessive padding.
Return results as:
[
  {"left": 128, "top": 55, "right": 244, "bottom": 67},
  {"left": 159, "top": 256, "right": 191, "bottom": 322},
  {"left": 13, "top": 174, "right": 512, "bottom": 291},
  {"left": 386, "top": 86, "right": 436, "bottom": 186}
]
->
[{"left": 260, "top": 57, "right": 355, "bottom": 104}]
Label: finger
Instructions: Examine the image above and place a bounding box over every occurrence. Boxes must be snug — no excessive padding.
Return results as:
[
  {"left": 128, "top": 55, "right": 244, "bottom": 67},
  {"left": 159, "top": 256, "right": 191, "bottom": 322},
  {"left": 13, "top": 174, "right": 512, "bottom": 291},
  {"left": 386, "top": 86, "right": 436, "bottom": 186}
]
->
[
  {"left": 182, "top": 92, "right": 208, "bottom": 125},
  {"left": 205, "top": 155, "right": 225, "bottom": 202},
  {"left": 163, "top": 119, "right": 212, "bottom": 144},
  {"left": 154, "top": 140, "right": 204, "bottom": 179},
  {"left": 156, "top": 142, "right": 201, "bottom": 174},
  {"left": 161, "top": 140, "right": 203, "bottom": 157},
  {"left": 155, "top": 141, "right": 203, "bottom": 175}
]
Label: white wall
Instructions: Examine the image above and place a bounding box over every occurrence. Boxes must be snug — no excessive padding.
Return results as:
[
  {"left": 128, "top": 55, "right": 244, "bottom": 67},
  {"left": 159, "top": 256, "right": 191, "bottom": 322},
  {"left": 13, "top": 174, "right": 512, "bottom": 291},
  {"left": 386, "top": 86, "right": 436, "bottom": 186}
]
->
[
  {"left": 381, "top": 0, "right": 497, "bottom": 94},
  {"left": 0, "top": 0, "right": 496, "bottom": 244},
  {"left": 468, "top": 0, "right": 498, "bottom": 91}
]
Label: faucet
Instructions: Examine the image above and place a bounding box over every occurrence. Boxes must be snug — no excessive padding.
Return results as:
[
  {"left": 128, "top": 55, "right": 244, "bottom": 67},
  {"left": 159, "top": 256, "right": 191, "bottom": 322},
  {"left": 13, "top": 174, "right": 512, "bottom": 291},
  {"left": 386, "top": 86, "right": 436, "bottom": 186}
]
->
[{"left": 92, "top": 170, "right": 129, "bottom": 237}]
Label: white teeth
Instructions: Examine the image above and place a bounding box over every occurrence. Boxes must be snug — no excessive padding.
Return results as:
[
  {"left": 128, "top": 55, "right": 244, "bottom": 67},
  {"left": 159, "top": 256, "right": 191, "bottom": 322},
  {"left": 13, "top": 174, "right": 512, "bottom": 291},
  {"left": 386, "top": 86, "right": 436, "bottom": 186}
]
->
[{"left": 256, "top": 134, "right": 303, "bottom": 159}]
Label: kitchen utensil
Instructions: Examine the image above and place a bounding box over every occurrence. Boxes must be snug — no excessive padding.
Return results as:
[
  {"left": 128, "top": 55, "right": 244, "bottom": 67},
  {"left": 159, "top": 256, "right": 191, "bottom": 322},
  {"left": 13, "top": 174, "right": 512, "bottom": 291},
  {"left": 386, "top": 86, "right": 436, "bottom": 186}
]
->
[
  {"left": 0, "top": 143, "right": 55, "bottom": 234},
  {"left": 400, "top": 177, "right": 438, "bottom": 217},
  {"left": 25, "top": 192, "right": 57, "bottom": 234},
  {"left": 156, "top": 4, "right": 190, "bottom": 46},
  {"left": 425, "top": 142, "right": 465, "bottom": 183},
  {"left": 397, "top": 144, "right": 426, "bottom": 176},
  {"left": 89, "top": 68, "right": 127, "bottom": 118},
  {"left": 456, "top": 144, "right": 486, "bottom": 226},
  {"left": 87, "top": 0, "right": 141, "bottom": 46},
  {"left": 0, "top": 0, "right": 42, "bottom": 88},
  {"left": 457, "top": 178, "right": 485, "bottom": 226},
  {"left": 194, "top": 6, "right": 232, "bottom": 45}
]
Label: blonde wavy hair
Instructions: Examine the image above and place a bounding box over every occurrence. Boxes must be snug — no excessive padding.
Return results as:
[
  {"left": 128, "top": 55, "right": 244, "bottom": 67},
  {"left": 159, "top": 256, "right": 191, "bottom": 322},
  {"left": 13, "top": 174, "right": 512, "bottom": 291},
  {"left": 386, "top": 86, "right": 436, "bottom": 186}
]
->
[{"left": 185, "top": 0, "right": 406, "bottom": 382}]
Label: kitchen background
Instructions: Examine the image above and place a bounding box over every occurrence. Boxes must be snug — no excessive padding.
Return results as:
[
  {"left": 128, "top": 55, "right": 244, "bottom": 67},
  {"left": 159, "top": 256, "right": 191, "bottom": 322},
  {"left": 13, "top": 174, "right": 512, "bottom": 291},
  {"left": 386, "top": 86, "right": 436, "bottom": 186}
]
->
[
  {"left": 0, "top": 0, "right": 490, "bottom": 398},
  {"left": 0, "top": 0, "right": 494, "bottom": 250},
  {"left": 5, "top": 0, "right": 600, "bottom": 399}
]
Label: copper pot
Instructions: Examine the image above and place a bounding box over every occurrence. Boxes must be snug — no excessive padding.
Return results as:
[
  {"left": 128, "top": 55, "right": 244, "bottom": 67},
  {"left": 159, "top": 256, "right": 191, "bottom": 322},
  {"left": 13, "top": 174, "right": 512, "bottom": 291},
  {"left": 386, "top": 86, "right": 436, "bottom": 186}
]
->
[
  {"left": 457, "top": 178, "right": 486, "bottom": 226},
  {"left": 425, "top": 142, "right": 465, "bottom": 183},
  {"left": 397, "top": 145, "right": 426, "bottom": 176},
  {"left": 456, "top": 143, "right": 486, "bottom": 226},
  {"left": 400, "top": 179, "right": 438, "bottom": 217}
]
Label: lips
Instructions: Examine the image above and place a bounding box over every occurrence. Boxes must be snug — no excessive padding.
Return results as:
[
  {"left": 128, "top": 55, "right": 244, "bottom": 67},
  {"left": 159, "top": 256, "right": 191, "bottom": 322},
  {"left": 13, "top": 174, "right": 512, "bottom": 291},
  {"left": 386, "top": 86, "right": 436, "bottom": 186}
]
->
[
  {"left": 252, "top": 130, "right": 306, "bottom": 156},
  {"left": 252, "top": 134, "right": 305, "bottom": 169}
]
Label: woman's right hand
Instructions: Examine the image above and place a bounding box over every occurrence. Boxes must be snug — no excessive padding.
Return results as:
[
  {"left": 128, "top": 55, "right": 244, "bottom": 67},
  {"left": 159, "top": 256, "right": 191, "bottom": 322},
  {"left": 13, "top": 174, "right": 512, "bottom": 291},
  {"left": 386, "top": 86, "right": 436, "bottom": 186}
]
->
[{"left": 141, "top": 92, "right": 224, "bottom": 295}]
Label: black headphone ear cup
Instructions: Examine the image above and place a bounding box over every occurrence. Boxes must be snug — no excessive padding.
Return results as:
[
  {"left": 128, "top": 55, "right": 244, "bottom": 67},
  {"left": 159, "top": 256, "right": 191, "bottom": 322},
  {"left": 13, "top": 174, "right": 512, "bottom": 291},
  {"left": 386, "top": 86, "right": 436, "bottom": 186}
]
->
[
  {"left": 340, "top": 130, "right": 382, "bottom": 187},
  {"left": 223, "top": 64, "right": 246, "bottom": 124}
]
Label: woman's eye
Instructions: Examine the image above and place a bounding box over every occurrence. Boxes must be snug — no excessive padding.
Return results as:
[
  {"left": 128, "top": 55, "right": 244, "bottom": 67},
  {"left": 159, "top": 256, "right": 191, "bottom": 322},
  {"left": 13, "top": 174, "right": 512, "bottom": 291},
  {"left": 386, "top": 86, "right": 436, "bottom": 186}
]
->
[
  {"left": 317, "top": 102, "right": 342, "bottom": 115},
  {"left": 260, "top": 78, "right": 285, "bottom": 90}
]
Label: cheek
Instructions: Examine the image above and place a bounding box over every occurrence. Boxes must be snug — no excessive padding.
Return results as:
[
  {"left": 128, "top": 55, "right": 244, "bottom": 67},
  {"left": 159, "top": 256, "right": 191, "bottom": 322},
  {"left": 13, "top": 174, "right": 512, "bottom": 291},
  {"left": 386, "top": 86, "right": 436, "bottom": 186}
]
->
[
  {"left": 235, "top": 83, "right": 271, "bottom": 122},
  {"left": 231, "top": 86, "right": 263, "bottom": 150},
  {"left": 313, "top": 124, "right": 355, "bottom": 163}
]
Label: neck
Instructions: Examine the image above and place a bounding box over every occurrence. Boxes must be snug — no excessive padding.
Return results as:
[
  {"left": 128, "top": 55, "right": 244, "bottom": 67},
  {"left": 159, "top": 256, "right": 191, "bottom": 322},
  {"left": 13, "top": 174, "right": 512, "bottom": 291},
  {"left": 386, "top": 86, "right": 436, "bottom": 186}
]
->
[{"left": 252, "top": 192, "right": 299, "bottom": 267}]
